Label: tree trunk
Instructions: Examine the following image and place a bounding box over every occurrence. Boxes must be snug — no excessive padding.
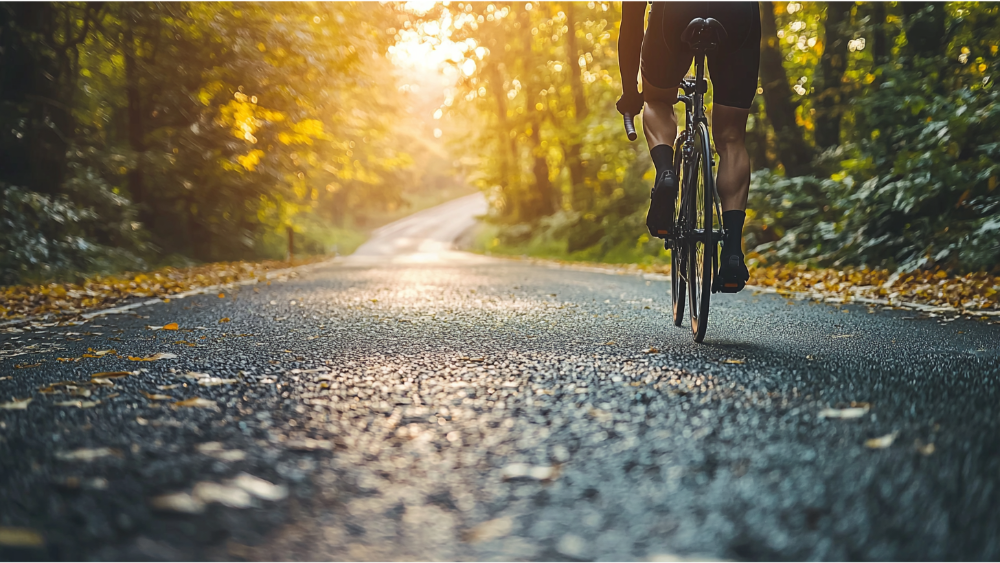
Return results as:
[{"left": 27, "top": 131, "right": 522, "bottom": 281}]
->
[
  {"left": 520, "top": 6, "right": 557, "bottom": 218},
  {"left": 814, "top": 2, "right": 853, "bottom": 150},
  {"left": 123, "top": 20, "right": 148, "bottom": 226},
  {"left": 902, "top": 2, "right": 946, "bottom": 61},
  {"left": 758, "top": 0, "right": 813, "bottom": 177},
  {"left": 564, "top": 3, "right": 591, "bottom": 212},
  {"left": 871, "top": 2, "right": 888, "bottom": 66},
  {"left": 486, "top": 61, "right": 519, "bottom": 219},
  {"left": 0, "top": 3, "right": 72, "bottom": 194}
]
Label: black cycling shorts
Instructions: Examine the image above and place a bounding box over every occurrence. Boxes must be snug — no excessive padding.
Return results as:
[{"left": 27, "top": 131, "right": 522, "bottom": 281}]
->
[{"left": 640, "top": 1, "right": 761, "bottom": 109}]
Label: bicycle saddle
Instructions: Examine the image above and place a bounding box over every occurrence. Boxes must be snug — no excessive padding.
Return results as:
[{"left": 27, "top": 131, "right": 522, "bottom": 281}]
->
[{"left": 680, "top": 18, "right": 728, "bottom": 52}]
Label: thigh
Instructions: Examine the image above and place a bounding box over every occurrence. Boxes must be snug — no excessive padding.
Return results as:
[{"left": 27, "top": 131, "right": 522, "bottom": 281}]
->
[
  {"left": 642, "top": 76, "right": 679, "bottom": 106},
  {"left": 706, "top": 3, "right": 761, "bottom": 110},
  {"left": 641, "top": 2, "right": 695, "bottom": 90}
]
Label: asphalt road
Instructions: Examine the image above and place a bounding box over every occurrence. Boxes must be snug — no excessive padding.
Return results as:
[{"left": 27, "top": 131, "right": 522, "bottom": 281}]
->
[{"left": 2, "top": 193, "right": 1000, "bottom": 561}]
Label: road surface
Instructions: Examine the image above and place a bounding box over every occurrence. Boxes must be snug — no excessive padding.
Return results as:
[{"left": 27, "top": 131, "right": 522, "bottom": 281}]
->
[{"left": 2, "top": 193, "right": 999, "bottom": 561}]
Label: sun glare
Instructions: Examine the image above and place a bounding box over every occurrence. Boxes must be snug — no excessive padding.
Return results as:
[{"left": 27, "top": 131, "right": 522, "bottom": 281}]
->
[{"left": 388, "top": 1, "right": 481, "bottom": 78}]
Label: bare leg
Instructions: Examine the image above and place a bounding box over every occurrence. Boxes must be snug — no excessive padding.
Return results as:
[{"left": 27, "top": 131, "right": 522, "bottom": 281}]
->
[
  {"left": 641, "top": 77, "right": 679, "bottom": 149},
  {"left": 710, "top": 104, "right": 751, "bottom": 211}
]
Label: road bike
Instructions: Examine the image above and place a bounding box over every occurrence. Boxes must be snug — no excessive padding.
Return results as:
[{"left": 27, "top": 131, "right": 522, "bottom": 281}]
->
[{"left": 623, "top": 18, "right": 728, "bottom": 343}]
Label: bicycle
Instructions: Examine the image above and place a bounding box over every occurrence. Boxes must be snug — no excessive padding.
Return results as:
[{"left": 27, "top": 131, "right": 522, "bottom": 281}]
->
[{"left": 623, "top": 18, "right": 728, "bottom": 343}]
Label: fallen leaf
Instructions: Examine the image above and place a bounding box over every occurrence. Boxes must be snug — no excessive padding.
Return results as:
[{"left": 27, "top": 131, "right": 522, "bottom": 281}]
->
[
  {"left": 0, "top": 526, "right": 44, "bottom": 548},
  {"left": 127, "top": 352, "right": 178, "bottom": 361},
  {"left": 603, "top": 341, "right": 616, "bottom": 346},
  {"left": 56, "top": 447, "right": 119, "bottom": 462},
  {"left": 915, "top": 441, "right": 936, "bottom": 456},
  {"left": 218, "top": 293, "right": 226, "bottom": 299},
  {"left": 196, "top": 442, "right": 248, "bottom": 462},
  {"left": 173, "top": 397, "right": 217, "bottom": 409},
  {"left": 91, "top": 371, "right": 133, "bottom": 379},
  {"left": 39, "top": 381, "right": 91, "bottom": 396},
  {"left": 229, "top": 473, "right": 288, "bottom": 501},
  {"left": 15, "top": 363, "right": 42, "bottom": 369},
  {"left": 818, "top": 404, "right": 870, "bottom": 419},
  {"left": 219, "top": 317, "right": 231, "bottom": 323},
  {"left": 463, "top": 516, "right": 514, "bottom": 543},
  {"left": 865, "top": 432, "right": 899, "bottom": 449},
  {"left": 198, "top": 377, "right": 238, "bottom": 387},
  {"left": 286, "top": 438, "right": 334, "bottom": 451},
  {"left": 0, "top": 398, "right": 31, "bottom": 410},
  {"left": 158, "top": 384, "right": 180, "bottom": 390},
  {"left": 192, "top": 481, "right": 252, "bottom": 508},
  {"left": 724, "top": 359, "right": 745, "bottom": 364},
  {"left": 150, "top": 492, "right": 206, "bottom": 514},
  {"left": 162, "top": 323, "right": 179, "bottom": 330},
  {"left": 182, "top": 371, "right": 211, "bottom": 379},
  {"left": 501, "top": 463, "right": 559, "bottom": 482},
  {"left": 644, "top": 347, "right": 660, "bottom": 354},
  {"left": 53, "top": 400, "right": 100, "bottom": 408},
  {"left": 141, "top": 391, "right": 173, "bottom": 401}
]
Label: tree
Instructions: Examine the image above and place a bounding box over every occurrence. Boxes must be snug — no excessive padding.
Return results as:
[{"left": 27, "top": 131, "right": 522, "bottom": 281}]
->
[
  {"left": 758, "top": 1, "right": 814, "bottom": 177},
  {"left": 814, "top": 2, "right": 853, "bottom": 150},
  {"left": 902, "top": 2, "right": 946, "bottom": 61}
]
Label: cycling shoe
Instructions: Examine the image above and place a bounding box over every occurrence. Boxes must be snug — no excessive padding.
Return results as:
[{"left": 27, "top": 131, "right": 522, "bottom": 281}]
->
[
  {"left": 714, "top": 243, "right": 749, "bottom": 293},
  {"left": 646, "top": 170, "right": 677, "bottom": 239}
]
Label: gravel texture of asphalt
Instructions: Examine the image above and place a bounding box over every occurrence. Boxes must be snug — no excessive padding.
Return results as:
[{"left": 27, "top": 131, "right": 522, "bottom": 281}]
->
[{"left": 2, "top": 193, "right": 1000, "bottom": 561}]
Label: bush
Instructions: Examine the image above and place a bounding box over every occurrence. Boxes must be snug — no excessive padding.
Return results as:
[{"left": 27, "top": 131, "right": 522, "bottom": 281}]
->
[{"left": 748, "top": 59, "right": 1000, "bottom": 273}]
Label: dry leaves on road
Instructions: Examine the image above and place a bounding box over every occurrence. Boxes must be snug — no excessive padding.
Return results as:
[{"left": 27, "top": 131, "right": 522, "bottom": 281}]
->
[
  {"left": 819, "top": 403, "right": 870, "bottom": 419},
  {"left": 173, "top": 397, "right": 217, "bottom": 409},
  {"left": 745, "top": 262, "right": 1000, "bottom": 314},
  {"left": 53, "top": 399, "right": 101, "bottom": 408},
  {"left": 865, "top": 431, "right": 899, "bottom": 449},
  {"left": 127, "top": 352, "right": 178, "bottom": 361},
  {"left": 0, "top": 398, "right": 32, "bottom": 410},
  {"left": 55, "top": 447, "right": 120, "bottom": 462},
  {"left": 501, "top": 463, "right": 560, "bottom": 482},
  {"left": 0, "top": 526, "right": 44, "bottom": 548},
  {"left": 150, "top": 473, "right": 287, "bottom": 514},
  {"left": 0, "top": 257, "right": 326, "bottom": 321}
]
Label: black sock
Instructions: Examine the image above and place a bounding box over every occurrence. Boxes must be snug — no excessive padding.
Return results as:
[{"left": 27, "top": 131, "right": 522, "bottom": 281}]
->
[
  {"left": 721, "top": 210, "right": 746, "bottom": 253},
  {"left": 650, "top": 145, "right": 674, "bottom": 176}
]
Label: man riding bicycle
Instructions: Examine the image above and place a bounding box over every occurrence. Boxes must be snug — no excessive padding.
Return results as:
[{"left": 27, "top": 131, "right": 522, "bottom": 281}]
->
[{"left": 616, "top": 1, "right": 760, "bottom": 292}]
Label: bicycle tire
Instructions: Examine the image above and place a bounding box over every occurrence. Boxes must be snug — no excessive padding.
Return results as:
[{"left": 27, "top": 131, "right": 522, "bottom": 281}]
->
[
  {"left": 670, "top": 137, "right": 686, "bottom": 327},
  {"left": 687, "top": 122, "right": 715, "bottom": 343}
]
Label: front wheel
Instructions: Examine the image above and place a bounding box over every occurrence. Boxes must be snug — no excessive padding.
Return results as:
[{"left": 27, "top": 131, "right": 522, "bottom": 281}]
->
[
  {"left": 670, "top": 138, "right": 686, "bottom": 327},
  {"left": 686, "top": 123, "right": 715, "bottom": 343}
]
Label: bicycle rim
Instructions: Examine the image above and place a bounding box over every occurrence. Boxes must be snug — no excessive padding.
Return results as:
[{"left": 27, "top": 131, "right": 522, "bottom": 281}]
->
[
  {"left": 687, "top": 126, "right": 714, "bottom": 342},
  {"left": 670, "top": 138, "right": 686, "bottom": 327}
]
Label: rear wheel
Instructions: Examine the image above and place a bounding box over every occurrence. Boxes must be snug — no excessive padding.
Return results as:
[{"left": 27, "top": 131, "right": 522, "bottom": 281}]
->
[
  {"left": 687, "top": 124, "right": 715, "bottom": 343},
  {"left": 670, "top": 138, "right": 686, "bottom": 327}
]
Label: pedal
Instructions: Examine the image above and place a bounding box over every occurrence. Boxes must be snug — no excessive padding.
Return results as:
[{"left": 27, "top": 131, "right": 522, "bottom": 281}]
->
[{"left": 712, "top": 275, "right": 746, "bottom": 294}]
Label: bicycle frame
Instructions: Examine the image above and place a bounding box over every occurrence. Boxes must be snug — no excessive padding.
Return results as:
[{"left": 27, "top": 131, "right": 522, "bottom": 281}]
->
[{"left": 676, "top": 52, "right": 725, "bottom": 246}]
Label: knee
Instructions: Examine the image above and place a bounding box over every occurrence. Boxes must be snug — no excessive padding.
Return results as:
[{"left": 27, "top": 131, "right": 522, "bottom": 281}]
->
[{"left": 713, "top": 128, "right": 746, "bottom": 156}]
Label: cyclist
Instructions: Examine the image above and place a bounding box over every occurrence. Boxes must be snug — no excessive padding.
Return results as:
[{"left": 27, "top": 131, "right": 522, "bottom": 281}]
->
[{"left": 616, "top": 2, "right": 760, "bottom": 292}]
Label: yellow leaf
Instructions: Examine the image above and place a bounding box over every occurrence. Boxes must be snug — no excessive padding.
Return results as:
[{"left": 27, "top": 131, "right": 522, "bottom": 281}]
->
[
  {"left": 174, "top": 397, "right": 218, "bottom": 409},
  {"left": 219, "top": 317, "right": 231, "bottom": 323},
  {"left": 0, "top": 398, "right": 32, "bottom": 410},
  {"left": 218, "top": 293, "right": 226, "bottom": 299},
  {"left": 163, "top": 323, "right": 179, "bottom": 330},
  {"left": 141, "top": 391, "right": 173, "bottom": 401},
  {"left": 128, "top": 352, "right": 178, "bottom": 361},
  {"left": 0, "top": 527, "right": 44, "bottom": 548}
]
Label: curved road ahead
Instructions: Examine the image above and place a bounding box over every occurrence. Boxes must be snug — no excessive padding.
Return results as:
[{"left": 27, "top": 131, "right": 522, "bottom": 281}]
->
[{"left": 2, "top": 193, "right": 1000, "bottom": 561}]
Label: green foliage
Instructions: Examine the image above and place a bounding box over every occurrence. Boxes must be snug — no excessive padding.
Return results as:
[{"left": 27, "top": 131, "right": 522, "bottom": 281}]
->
[{"left": 750, "top": 5, "right": 1000, "bottom": 273}]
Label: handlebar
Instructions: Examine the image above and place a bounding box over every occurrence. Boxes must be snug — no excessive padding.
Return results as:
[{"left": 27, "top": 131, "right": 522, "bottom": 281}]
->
[{"left": 623, "top": 113, "right": 637, "bottom": 141}]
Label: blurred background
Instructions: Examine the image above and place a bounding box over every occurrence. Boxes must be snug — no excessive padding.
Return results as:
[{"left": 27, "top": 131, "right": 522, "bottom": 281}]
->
[{"left": 2, "top": 1, "right": 998, "bottom": 286}]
